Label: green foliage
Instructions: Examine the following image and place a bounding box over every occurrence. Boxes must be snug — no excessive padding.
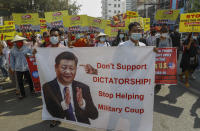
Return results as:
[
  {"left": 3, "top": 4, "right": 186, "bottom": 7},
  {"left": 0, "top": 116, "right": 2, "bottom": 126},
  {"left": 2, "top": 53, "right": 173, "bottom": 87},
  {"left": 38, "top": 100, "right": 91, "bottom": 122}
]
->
[
  {"left": 2, "top": 0, "right": 81, "bottom": 15},
  {"left": 189, "top": 0, "right": 200, "bottom": 12}
]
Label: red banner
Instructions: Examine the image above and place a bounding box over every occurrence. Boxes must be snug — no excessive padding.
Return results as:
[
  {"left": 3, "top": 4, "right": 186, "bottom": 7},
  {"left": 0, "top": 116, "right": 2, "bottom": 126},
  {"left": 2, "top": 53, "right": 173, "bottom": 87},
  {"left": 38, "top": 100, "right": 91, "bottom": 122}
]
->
[
  {"left": 155, "top": 48, "right": 177, "bottom": 84},
  {"left": 26, "top": 55, "right": 41, "bottom": 92}
]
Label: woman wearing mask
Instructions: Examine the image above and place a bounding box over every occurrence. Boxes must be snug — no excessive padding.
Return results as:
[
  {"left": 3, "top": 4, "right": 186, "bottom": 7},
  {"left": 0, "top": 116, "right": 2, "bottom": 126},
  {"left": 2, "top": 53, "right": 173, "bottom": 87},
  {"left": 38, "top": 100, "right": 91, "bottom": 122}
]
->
[
  {"left": 156, "top": 27, "right": 172, "bottom": 48},
  {"left": 95, "top": 32, "right": 110, "bottom": 47},
  {"left": 112, "top": 30, "right": 126, "bottom": 46},
  {"left": 180, "top": 33, "right": 199, "bottom": 87}
]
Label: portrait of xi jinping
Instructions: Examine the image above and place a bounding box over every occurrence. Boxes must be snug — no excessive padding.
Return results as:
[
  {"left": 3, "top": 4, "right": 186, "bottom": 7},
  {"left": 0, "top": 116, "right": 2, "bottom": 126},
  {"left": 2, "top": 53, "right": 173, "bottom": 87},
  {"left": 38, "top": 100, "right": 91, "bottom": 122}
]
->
[{"left": 42, "top": 51, "right": 98, "bottom": 124}]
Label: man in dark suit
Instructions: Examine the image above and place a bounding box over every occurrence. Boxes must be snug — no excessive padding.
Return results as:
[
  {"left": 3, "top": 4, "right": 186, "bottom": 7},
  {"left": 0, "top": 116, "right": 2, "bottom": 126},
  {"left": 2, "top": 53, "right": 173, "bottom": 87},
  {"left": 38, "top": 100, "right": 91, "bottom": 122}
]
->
[{"left": 42, "top": 51, "right": 98, "bottom": 124}]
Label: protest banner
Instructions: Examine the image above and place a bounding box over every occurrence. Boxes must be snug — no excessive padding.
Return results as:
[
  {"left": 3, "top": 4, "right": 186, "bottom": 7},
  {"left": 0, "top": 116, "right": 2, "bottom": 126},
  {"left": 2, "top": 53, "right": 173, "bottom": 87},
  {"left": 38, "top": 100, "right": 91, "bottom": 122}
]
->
[
  {"left": 155, "top": 48, "right": 177, "bottom": 84},
  {"left": 143, "top": 18, "right": 150, "bottom": 32},
  {"left": 64, "top": 15, "right": 89, "bottom": 32},
  {"left": 40, "top": 18, "right": 47, "bottom": 33},
  {"left": 179, "top": 12, "right": 200, "bottom": 32},
  {"left": 0, "top": 25, "right": 16, "bottom": 40},
  {"left": 36, "top": 47, "right": 155, "bottom": 131},
  {"left": 12, "top": 13, "right": 40, "bottom": 32},
  {"left": 45, "top": 10, "right": 68, "bottom": 29},
  {"left": 126, "top": 11, "right": 139, "bottom": 19},
  {"left": 154, "top": 9, "right": 180, "bottom": 24},
  {"left": 26, "top": 55, "right": 41, "bottom": 92}
]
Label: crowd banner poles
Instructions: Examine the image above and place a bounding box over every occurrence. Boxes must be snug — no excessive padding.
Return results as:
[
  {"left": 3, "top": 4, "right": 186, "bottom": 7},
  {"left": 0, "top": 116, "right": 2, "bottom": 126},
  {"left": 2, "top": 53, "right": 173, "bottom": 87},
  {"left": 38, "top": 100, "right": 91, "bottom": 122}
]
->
[{"left": 36, "top": 47, "right": 155, "bottom": 131}]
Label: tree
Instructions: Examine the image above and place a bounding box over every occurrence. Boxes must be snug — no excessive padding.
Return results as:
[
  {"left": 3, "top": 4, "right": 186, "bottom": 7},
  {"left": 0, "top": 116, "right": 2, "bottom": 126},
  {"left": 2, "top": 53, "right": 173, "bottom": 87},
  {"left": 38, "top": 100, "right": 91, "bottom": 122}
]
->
[
  {"left": 189, "top": 0, "right": 200, "bottom": 12},
  {"left": 68, "top": 1, "right": 82, "bottom": 15},
  {"left": 1, "top": 0, "right": 81, "bottom": 15}
]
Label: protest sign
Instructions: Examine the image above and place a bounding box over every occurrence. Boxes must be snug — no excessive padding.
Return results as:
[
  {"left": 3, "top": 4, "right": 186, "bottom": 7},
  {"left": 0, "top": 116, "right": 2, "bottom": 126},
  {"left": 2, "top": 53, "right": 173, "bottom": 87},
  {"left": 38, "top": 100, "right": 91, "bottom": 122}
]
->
[
  {"left": 40, "top": 18, "right": 47, "bottom": 33},
  {"left": 143, "top": 18, "right": 150, "bottom": 32},
  {"left": 0, "top": 25, "right": 16, "bottom": 40},
  {"left": 26, "top": 55, "right": 41, "bottom": 92},
  {"left": 36, "top": 47, "right": 155, "bottom": 131},
  {"left": 155, "top": 48, "right": 177, "bottom": 84},
  {"left": 45, "top": 10, "right": 68, "bottom": 29},
  {"left": 12, "top": 13, "right": 40, "bottom": 32},
  {"left": 179, "top": 12, "right": 200, "bottom": 32},
  {"left": 154, "top": 9, "right": 180, "bottom": 24}
]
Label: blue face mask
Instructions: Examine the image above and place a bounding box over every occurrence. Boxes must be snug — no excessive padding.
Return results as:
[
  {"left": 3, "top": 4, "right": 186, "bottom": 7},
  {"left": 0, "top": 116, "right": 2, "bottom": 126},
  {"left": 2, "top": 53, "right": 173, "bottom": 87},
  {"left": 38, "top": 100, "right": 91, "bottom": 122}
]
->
[
  {"left": 119, "top": 34, "right": 125, "bottom": 39},
  {"left": 130, "top": 33, "right": 142, "bottom": 40},
  {"left": 50, "top": 36, "right": 59, "bottom": 45},
  {"left": 100, "top": 37, "right": 106, "bottom": 42},
  {"left": 87, "top": 35, "right": 90, "bottom": 39},
  {"left": 76, "top": 34, "right": 81, "bottom": 39}
]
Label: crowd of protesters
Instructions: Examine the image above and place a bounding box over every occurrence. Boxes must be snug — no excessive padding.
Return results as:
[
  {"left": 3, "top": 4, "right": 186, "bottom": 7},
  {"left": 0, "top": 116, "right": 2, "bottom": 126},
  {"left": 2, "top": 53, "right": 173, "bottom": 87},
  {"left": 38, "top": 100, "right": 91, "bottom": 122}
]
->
[{"left": 0, "top": 22, "right": 200, "bottom": 127}]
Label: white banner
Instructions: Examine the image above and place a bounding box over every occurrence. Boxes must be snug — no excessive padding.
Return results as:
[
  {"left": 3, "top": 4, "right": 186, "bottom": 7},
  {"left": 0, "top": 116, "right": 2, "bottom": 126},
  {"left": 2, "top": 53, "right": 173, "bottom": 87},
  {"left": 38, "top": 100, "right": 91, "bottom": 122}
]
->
[{"left": 36, "top": 47, "right": 155, "bottom": 131}]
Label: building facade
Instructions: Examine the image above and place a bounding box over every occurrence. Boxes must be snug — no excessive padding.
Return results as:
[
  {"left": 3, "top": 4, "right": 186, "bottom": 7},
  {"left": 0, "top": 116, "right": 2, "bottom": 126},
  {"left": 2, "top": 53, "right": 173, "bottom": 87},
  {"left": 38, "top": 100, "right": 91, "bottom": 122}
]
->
[
  {"left": 101, "top": 0, "right": 126, "bottom": 19},
  {"left": 126, "top": 0, "right": 137, "bottom": 11}
]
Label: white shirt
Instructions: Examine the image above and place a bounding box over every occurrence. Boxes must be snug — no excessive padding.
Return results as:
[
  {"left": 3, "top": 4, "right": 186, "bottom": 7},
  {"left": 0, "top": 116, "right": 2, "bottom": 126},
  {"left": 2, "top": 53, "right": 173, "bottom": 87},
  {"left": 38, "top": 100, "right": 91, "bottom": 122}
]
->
[
  {"left": 57, "top": 80, "right": 86, "bottom": 119},
  {"left": 119, "top": 40, "right": 146, "bottom": 47}
]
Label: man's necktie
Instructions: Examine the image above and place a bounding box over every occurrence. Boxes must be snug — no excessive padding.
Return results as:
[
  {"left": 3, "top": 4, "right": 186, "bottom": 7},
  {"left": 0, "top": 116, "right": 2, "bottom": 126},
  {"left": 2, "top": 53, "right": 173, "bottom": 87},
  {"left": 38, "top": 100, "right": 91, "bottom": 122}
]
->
[{"left": 63, "top": 87, "right": 76, "bottom": 121}]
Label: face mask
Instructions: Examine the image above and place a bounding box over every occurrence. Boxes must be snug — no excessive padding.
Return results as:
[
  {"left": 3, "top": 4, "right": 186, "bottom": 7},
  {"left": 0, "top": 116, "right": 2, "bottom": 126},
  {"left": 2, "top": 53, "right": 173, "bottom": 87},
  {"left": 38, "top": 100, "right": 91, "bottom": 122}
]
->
[
  {"left": 16, "top": 41, "right": 23, "bottom": 48},
  {"left": 130, "top": 33, "right": 142, "bottom": 41},
  {"left": 76, "top": 34, "right": 81, "bottom": 39},
  {"left": 193, "top": 36, "right": 198, "bottom": 40},
  {"left": 87, "top": 35, "right": 90, "bottom": 39},
  {"left": 119, "top": 34, "right": 125, "bottom": 39},
  {"left": 50, "top": 36, "right": 59, "bottom": 45},
  {"left": 161, "top": 33, "right": 168, "bottom": 38},
  {"left": 61, "top": 36, "right": 65, "bottom": 40},
  {"left": 176, "top": 29, "right": 179, "bottom": 32},
  {"left": 100, "top": 37, "right": 106, "bottom": 42}
]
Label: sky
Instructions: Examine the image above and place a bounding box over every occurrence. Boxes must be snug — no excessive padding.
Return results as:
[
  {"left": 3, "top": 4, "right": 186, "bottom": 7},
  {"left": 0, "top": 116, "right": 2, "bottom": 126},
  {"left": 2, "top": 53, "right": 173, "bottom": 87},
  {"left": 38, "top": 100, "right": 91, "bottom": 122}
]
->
[{"left": 75, "top": 0, "right": 102, "bottom": 17}]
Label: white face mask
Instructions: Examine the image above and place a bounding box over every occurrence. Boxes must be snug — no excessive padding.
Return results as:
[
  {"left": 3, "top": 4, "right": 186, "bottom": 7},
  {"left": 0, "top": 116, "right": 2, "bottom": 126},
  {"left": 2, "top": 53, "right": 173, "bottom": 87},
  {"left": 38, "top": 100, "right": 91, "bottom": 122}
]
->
[
  {"left": 100, "top": 37, "right": 106, "bottom": 42},
  {"left": 193, "top": 36, "right": 198, "bottom": 40},
  {"left": 176, "top": 29, "right": 179, "bottom": 32},
  {"left": 130, "top": 33, "right": 142, "bottom": 41},
  {"left": 161, "top": 33, "right": 168, "bottom": 38},
  {"left": 50, "top": 36, "right": 59, "bottom": 45}
]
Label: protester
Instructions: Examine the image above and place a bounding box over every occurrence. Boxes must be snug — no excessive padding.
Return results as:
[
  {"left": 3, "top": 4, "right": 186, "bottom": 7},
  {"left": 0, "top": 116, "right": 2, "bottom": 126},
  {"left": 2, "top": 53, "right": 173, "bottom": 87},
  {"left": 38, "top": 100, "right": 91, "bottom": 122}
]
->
[
  {"left": 3, "top": 40, "right": 19, "bottom": 94},
  {"left": 41, "top": 32, "right": 50, "bottom": 47},
  {"left": 156, "top": 27, "right": 172, "bottom": 48},
  {"left": 112, "top": 30, "right": 126, "bottom": 46},
  {"left": 119, "top": 22, "right": 146, "bottom": 47},
  {"left": 95, "top": 32, "right": 110, "bottom": 47},
  {"left": 139, "top": 33, "right": 147, "bottom": 45},
  {"left": 0, "top": 41, "right": 9, "bottom": 81},
  {"left": 170, "top": 26, "right": 181, "bottom": 59},
  {"left": 10, "top": 35, "right": 35, "bottom": 99},
  {"left": 180, "top": 33, "right": 199, "bottom": 87},
  {"left": 192, "top": 32, "right": 200, "bottom": 72},
  {"left": 146, "top": 30, "right": 157, "bottom": 46},
  {"left": 48, "top": 28, "right": 65, "bottom": 47}
]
